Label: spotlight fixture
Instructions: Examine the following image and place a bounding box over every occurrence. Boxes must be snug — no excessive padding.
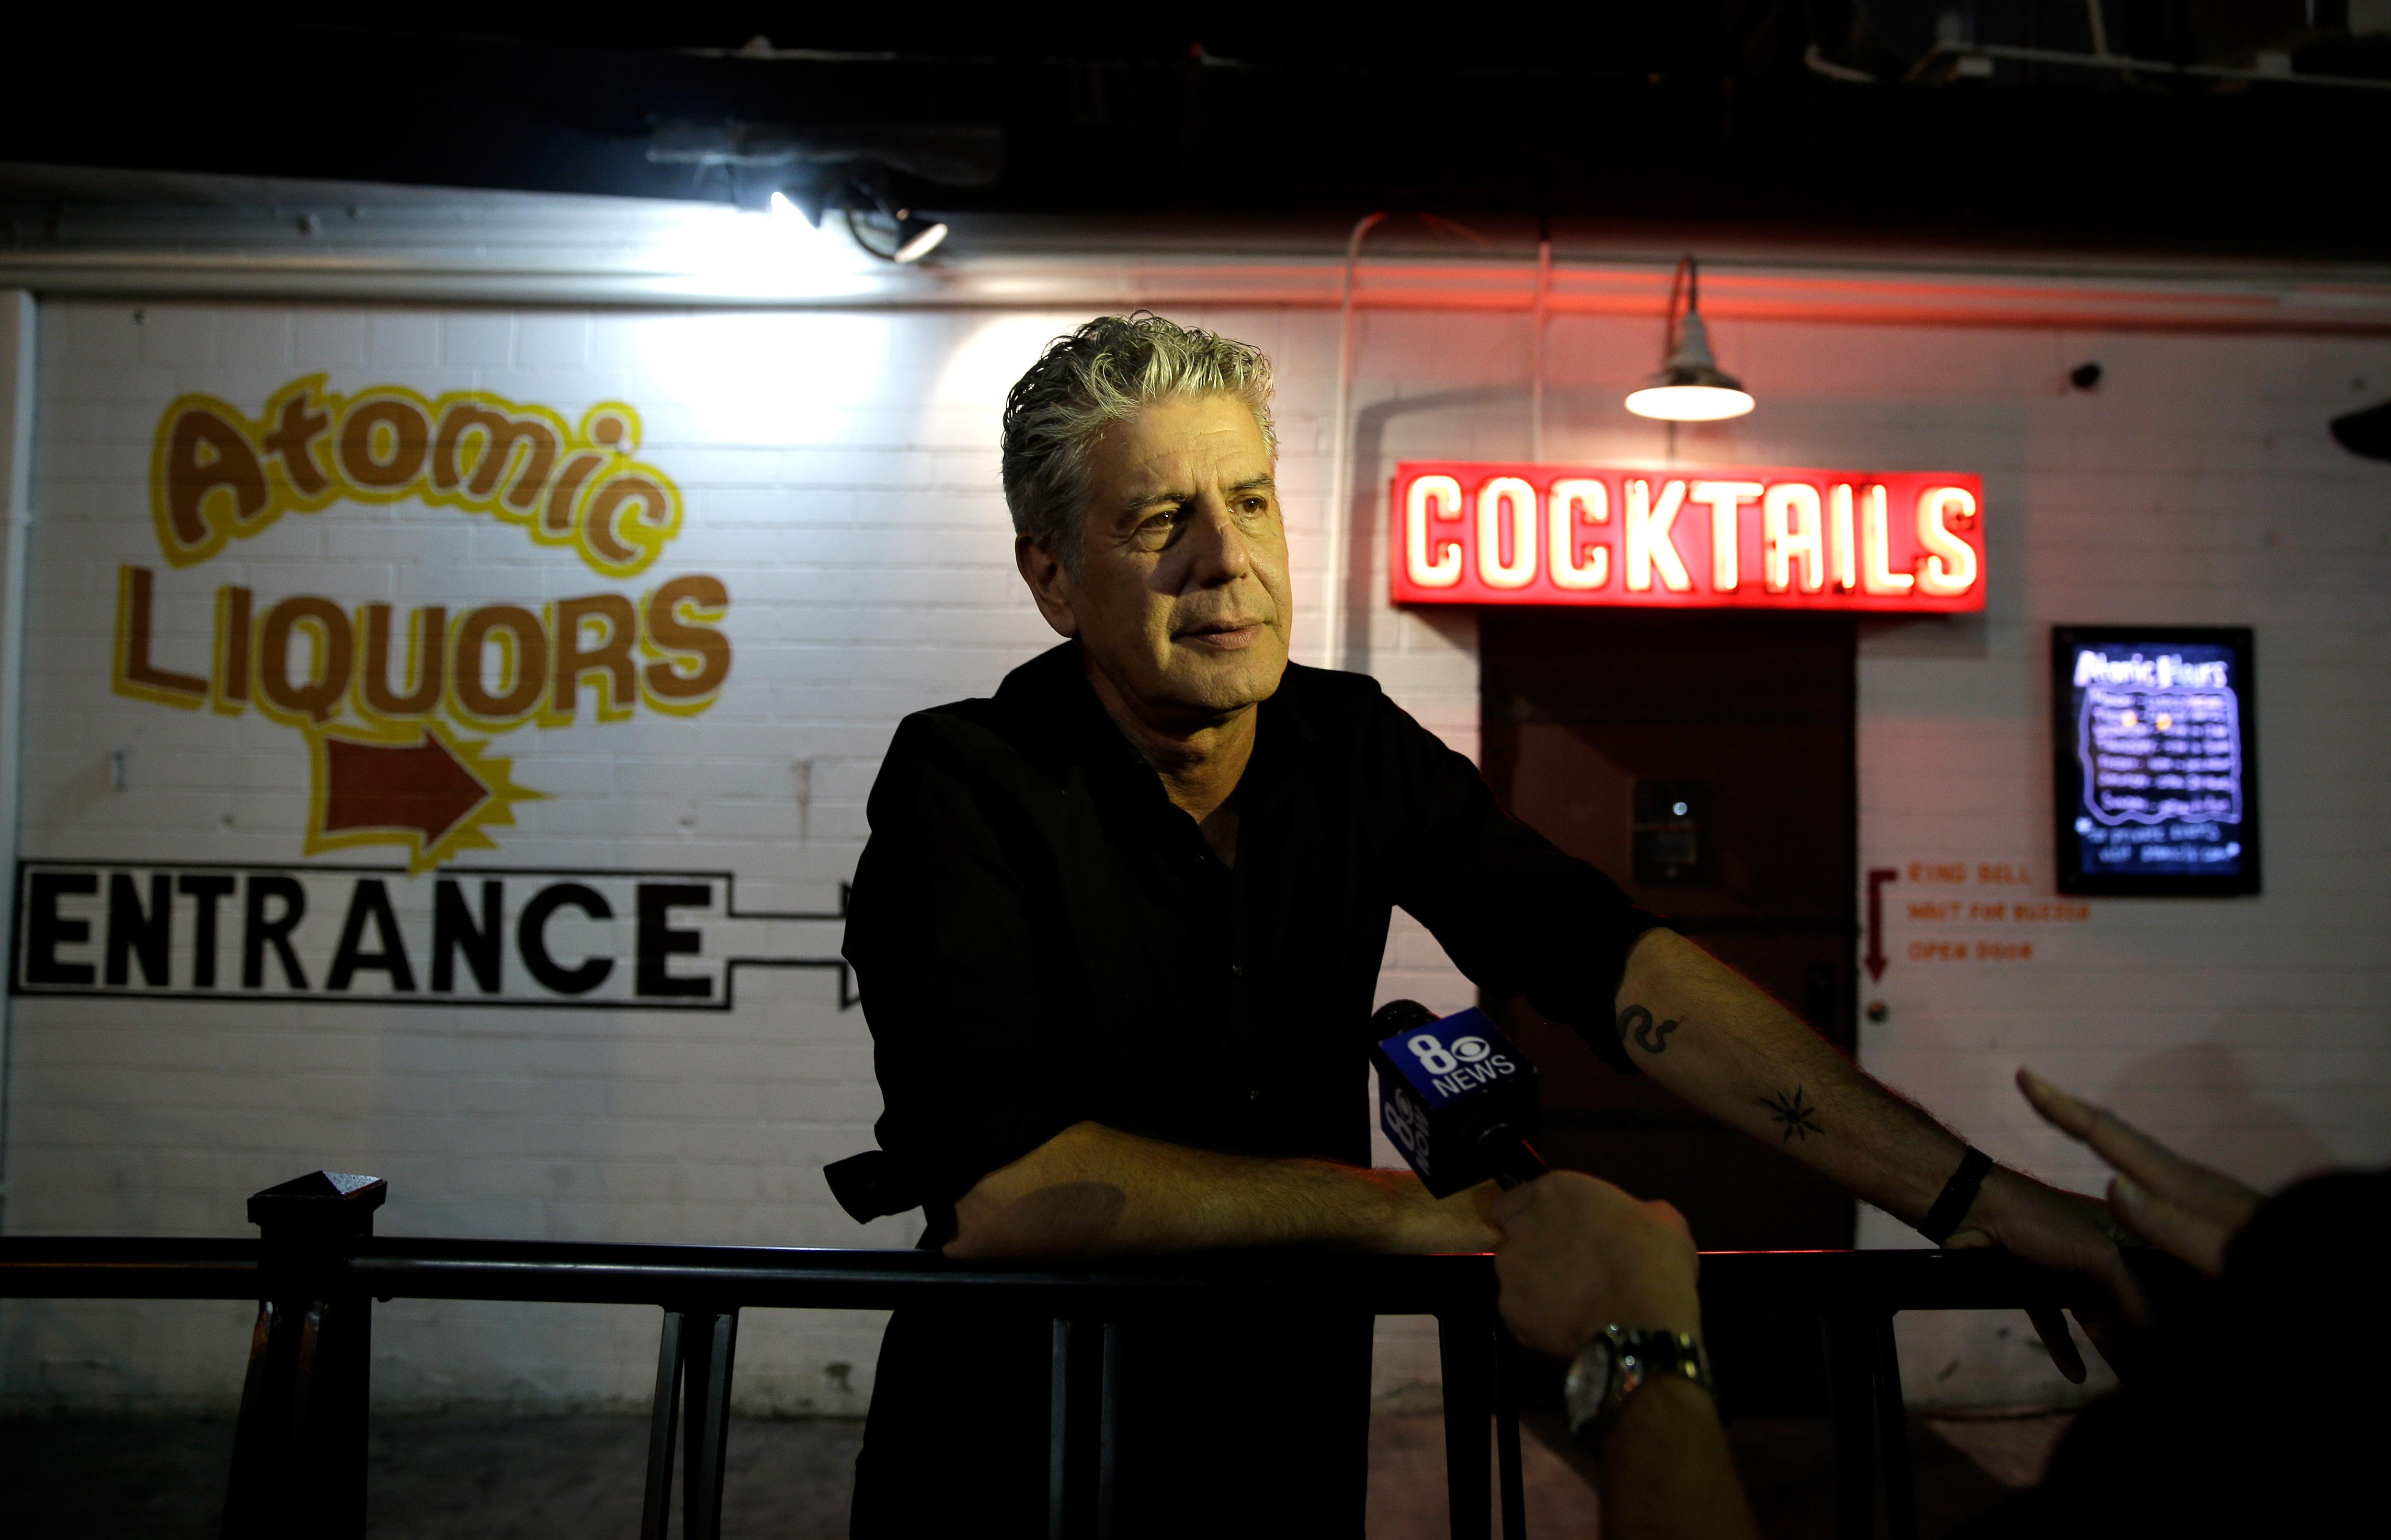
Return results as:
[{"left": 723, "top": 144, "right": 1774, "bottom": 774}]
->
[
  {"left": 840, "top": 170, "right": 948, "bottom": 265},
  {"left": 1624, "top": 255, "right": 1755, "bottom": 423},
  {"left": 887, "top": 214, "right": 948, "bottom": 265}
]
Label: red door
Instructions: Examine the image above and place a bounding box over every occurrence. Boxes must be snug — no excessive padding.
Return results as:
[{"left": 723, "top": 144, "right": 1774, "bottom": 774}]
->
[{"left": 1480, "top": 608, "right": 1858, "bottom": 1251}]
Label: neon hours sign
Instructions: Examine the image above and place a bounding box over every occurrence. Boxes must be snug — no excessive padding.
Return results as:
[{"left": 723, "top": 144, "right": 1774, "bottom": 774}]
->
[{"left": 1389, "top": 463, "right": 1986, "bottom": 612}]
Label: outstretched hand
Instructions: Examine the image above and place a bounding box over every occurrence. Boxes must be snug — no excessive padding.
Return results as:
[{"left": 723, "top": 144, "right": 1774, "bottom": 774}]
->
[
  {"left": 1942, "top": 1165, "right": 2144, "bottom": 1381},
  {"left": 2016, "top": 1067, "right": 2261, "bottom": 1278}
]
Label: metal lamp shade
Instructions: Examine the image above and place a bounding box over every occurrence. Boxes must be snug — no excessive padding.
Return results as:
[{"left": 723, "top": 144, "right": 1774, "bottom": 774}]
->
[{"left": 1625, "top": 310, "right": 1755, "bottom": 422}]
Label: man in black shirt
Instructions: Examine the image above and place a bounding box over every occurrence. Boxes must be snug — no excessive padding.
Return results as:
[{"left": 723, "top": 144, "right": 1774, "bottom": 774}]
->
[{"left": 843, "top": 316, "right": 2135, "bottom": 1536}]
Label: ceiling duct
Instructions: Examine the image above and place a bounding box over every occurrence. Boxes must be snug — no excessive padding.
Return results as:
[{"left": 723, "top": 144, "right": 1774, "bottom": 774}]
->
[{"left": 645, "top": 120, "right": 1002, "bottom": 190}]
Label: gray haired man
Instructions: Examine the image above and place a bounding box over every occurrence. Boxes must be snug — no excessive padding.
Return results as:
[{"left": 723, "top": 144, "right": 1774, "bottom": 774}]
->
[{"left": 842, "top": 315, "right": 2135, "bottom": 1536}]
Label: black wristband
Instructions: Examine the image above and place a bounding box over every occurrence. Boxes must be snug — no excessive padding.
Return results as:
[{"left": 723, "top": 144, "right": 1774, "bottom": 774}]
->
[{"left": 1918, "top": 1146, "right": 1994, "bottom": 1246}]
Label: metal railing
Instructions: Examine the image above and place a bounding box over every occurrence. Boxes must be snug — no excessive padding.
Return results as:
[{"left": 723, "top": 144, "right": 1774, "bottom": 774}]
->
[{"left": 0, "top": 1170, "right": 2077, "bottom": 1540}]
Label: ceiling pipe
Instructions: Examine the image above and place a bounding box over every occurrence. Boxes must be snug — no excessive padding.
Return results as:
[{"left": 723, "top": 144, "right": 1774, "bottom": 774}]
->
[
  {"left": 1531, "top": 221, "right": 1552, "bottom": 464},
  {"left": 1321, "top": 211, "right": 1388, "bottom": 673},
  {"left": 1915, "top": 39, "right": 2391, "bottom": 91}
]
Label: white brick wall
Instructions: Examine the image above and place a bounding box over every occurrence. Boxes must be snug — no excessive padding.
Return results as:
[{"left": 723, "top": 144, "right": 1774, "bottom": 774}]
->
[
  {"left": 0, "top": 299, "right": 1481, "bottom": 1413},
  {"left": 1815, "top": 324, "right": 2391, "bottom": 1404},
  {"left": 4, "top": 286, "right": 2385, "bottom": 1416}
]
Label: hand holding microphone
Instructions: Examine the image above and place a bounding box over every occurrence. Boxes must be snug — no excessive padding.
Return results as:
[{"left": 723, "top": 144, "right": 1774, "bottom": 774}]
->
[
  {"left": 1370, "top": 1000, "right": 1701, "bottom": 1339},
  {"left": 1488, "top": 1172, "right": 1702, "bottom": 1357}
]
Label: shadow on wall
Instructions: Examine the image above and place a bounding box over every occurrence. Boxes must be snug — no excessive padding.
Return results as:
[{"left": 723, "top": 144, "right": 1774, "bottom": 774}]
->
[
  {"left": 2101, "top": 1042, "right": 2339, "bottom": 1193},
  {"left": 42, "top": 749, "right": 121, "bottom": 830}
]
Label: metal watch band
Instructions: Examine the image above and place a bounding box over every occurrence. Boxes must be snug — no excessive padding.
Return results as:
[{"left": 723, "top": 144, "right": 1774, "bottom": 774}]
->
[
  {"left": 1918, "top": 1146, "right": 1995, "bottom": 1245},
  {"left": 1563, "top": 1325, "right": 1714, "bottom": 1451}
]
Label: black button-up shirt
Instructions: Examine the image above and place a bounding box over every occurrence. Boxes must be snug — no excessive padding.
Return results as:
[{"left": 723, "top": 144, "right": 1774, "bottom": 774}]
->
[
  {"left": 846, "top": 640, "right": 1658, "bottom": 1237},
  {"left": 842, "top": 641, "right": 1658, "bottom": 1536}
]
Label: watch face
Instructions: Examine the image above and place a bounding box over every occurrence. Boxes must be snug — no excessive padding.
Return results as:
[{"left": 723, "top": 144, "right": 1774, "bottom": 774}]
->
[{"left": 1566, "top": 1336, "right": 1619, "bottom": 1419}]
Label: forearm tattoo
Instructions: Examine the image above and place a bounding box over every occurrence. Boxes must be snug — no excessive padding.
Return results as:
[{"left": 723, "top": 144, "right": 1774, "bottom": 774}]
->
[
  {"left": 1760, "top": 1086, "right": 1823, "bottom": 1143},
  {"left": 1615, "top": 1003, "right": 1683, "bottom": 1055}
]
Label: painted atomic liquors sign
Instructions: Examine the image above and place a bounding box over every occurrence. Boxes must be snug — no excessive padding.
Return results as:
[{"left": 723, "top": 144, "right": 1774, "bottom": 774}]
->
[
  {"left": 120, "top": 376, "right": 724, "bottom": 861},
  {"left": 17, "top": 373, "right": 847, "bottom": 1010}
]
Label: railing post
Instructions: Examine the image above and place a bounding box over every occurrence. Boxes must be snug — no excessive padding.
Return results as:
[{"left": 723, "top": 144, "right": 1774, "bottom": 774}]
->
[
  {"left": 682, "top": 1308, "right": 740, "bottom": 1540},
  {"left": 1436, "top": 1309, "right": 1495, "bottom": 1540},
  {"left": 1823, "top": 1310, "right": 1878, "bottom": 1540},
  {"left": 1493, "top": 1328, "right": 1527, "bottom": 1540},
  {"left": 220, "top": 1170, "right": 385, "bottom": 1540},
  {"left": 640, "top": 1305, "right": 740, "bottom": 1540},
  {"left": 1873, "top": 1314, "right": 1917, "bottom": 1540},
  {"left": 1096, "top": 1320, "right": 1122, "bottom": 1540},
  {"left": 1048, "top": 1318, "right": 1071, "bottom": 1540},
  {"left": 640, "top": 1311, "right": 686, "bottom": 1540},
  {"left": 1047, "top": 1315, "right": 1108, "bottom": 1540}
]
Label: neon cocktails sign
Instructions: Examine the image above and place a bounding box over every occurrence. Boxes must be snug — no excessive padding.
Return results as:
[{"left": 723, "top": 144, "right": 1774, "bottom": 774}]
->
[{"left": 1388, "top": 464, "right": 1985, "bottom": 612}]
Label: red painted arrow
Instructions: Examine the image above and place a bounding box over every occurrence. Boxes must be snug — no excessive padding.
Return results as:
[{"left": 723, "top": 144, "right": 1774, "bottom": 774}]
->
[
  {"left": 1865, "top": 867, "right": 1899, "bottom": 980},
  {"left": 323, "top": 733, "right": 490, "bottom": 845}
]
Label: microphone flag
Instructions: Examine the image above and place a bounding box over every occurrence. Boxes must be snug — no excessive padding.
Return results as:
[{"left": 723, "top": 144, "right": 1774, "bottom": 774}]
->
[{"left": 1370, "top": 1001, "right": 1548, "bottom": 1196}]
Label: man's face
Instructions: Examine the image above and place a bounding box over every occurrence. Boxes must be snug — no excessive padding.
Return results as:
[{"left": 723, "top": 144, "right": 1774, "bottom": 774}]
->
[{"left": 1018, "top": 394, "right": 1292, "bottom": 727}]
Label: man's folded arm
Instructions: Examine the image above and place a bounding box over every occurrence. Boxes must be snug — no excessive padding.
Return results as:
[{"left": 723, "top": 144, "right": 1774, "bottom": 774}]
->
[
  {"left": 1388, "top": 710, "right": 2014, "bottom": 1228},
  {"left": 851, "top": 716, "right": 1496, "bottom": 1261},
  {"left": 1384, "top": 690, "right": 1979, "bottom": 1222},
  {"left": 1382, "top": 698, "right": 2139, "bottom": 1366},
  {"left": 1605, "top": 929, "right": 1964, "bottom": 1225},
  {"left": 1605, "top": 931, "right": 2146, "bottom": 1371},
  {"left": 946, "top": 1121, "right": 1500, "bottom": 1260}
]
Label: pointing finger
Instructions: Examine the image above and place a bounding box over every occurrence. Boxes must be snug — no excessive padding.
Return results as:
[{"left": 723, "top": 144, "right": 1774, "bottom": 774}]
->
[
  {"left": 2019, "top": 1069, "right": 2255, "bottom": 1230},
  {"left": 2017, "top": 1067, "right": 2101, "bottom": 1141}
]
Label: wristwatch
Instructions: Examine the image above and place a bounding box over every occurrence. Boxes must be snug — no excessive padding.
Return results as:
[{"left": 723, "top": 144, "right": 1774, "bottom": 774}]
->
[{"left": 1563, "top": 1325, "right": 1714, "bottom": 1452}]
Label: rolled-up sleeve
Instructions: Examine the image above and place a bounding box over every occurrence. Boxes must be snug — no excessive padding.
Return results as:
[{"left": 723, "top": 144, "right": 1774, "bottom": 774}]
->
[
  {"left": 843, "top": 716, "right": 1085, "bottom": 1213},
  {"left": 1376, "top": 696, "right": 1665, "bottom": 1072}
]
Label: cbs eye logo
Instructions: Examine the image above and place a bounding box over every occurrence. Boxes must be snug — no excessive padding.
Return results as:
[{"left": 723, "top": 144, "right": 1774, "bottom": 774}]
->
[
  {"left": 1406, "top": 1032, "right": 1492, "bottom": 1076},
  {"left": 1383, "top": 1088, "right": 1432, "bottom": 1158}
]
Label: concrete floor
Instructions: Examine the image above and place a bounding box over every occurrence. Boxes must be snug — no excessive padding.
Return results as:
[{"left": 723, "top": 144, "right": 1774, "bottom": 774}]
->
[{"left": 0, "top": 1409, "right": 2047, "bottom": 1537}]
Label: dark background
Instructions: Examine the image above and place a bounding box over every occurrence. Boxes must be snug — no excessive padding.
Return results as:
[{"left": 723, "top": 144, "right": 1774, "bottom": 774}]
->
[{"left": 6, "top": 4, "right": 2390, "bottom": 256}]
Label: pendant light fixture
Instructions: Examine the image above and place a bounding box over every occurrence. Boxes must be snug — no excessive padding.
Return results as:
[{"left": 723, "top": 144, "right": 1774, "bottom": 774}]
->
[{"left": 1625, "top": 255, "right": 1755, "bottom": 422}]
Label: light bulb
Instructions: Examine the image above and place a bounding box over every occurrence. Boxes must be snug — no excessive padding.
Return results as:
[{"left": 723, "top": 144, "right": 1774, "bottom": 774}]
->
[
  {"left": 892, "top": 219, "right": 948, "bottom": 264},
  {"left": 1624, "top": 384, "right": 1757, "bottom": 422}
]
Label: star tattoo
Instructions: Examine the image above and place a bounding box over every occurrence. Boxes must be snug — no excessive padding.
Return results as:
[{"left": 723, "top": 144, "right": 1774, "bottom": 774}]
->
[{"left": 1760, "top": 1085, "right": 1823, "bottom": 1143}]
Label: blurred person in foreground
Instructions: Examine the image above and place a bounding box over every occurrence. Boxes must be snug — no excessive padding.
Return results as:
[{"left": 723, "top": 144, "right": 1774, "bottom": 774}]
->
[{"left": 1492, "top": 1067, "right": 2389, "bottom": 1540}]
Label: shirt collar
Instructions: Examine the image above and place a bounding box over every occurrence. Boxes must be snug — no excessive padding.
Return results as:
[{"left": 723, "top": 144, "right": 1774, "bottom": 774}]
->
[{"left": 992, "top": 641, "right": 1316, "bottom": 794}]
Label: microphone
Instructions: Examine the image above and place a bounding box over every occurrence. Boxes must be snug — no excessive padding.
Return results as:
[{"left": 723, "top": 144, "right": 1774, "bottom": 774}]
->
[{"left": 1370, "top": 999, "right": 1549, "bottom": 1197}]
